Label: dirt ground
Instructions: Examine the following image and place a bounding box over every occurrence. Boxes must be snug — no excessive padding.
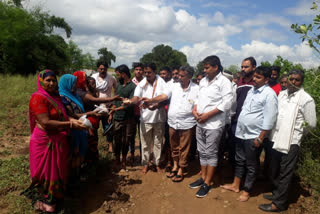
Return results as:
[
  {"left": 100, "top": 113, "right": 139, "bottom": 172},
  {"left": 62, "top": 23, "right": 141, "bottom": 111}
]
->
[
  {"left": 0, "top": 135, "right": 315, "bottom": 214},
  {"left": 72, "top": 153, "right": 313, "bottom": 214}
]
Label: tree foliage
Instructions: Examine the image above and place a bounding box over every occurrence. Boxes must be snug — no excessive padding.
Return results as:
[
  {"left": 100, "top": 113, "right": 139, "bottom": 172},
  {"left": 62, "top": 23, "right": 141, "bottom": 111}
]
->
[
  {"left": 0, "top": 1, "right": 74, "bottom": 74},
  {"left": 140, "top": 44, "right": 187, "bottom": 72},
  {"left": 97, "top": 47, "right": 116, "bottom": 67},
  {"left": 291, "top": 0, "right": 320, "bottom": 56},
  {"left": 226, "top": 64, "right": 240, "bottom": 74},
  {"left": 260, "top": 56, "right": 304, "bottom": 75},
  {"left": 291, "top": 0, "right": 320, "bottom": 194}
]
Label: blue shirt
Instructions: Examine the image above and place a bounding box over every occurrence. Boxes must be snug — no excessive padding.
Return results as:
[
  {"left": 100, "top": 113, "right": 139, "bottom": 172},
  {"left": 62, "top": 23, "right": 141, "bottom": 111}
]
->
[{"left": 235, "top": 85, "right": 278, "bottom": 140}]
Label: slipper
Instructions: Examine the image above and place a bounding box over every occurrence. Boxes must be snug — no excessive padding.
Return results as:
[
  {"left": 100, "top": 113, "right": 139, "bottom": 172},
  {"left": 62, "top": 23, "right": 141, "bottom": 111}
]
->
[
  {"left": 166, "top": 170, "right": 178, "bottom": 178},
  {"left": 172, "top": 174, "right": 184, "bottom": 182}
]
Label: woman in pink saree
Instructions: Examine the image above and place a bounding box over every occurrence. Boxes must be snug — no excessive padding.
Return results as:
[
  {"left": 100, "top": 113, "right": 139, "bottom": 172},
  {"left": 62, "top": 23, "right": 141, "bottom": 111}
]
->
[{"left": 23, "top": 70, "right": 85, "bottom": 213}]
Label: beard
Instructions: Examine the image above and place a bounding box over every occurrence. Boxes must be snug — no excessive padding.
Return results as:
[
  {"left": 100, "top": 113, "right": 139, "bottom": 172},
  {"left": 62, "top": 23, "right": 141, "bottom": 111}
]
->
[
  {"left": 243, "top": 70, "right": 254, "bottom": 78},
  {"left": 119, "top": 77, "right": 124, "bottom": 85},
  {"left": 268, "top": 78, "right": 277, "bottom": 86}
]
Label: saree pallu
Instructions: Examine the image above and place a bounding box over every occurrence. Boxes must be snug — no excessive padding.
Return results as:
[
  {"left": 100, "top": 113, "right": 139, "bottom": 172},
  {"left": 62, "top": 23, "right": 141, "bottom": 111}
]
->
[{"left": 29, "top": 127, "right": 69, "bottom": 203}]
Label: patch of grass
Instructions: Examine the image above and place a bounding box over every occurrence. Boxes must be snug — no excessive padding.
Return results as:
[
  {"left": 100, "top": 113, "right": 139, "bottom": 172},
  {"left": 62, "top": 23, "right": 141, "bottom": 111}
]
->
[
  {"left": 0, "top": 150, "right": 11, "bottom": 157},
  {"left": 0, "top": 74, "right": 36, "bottom": 137},
  {"left": 0, "top": 156, "right": 33, "bottom": 213}
]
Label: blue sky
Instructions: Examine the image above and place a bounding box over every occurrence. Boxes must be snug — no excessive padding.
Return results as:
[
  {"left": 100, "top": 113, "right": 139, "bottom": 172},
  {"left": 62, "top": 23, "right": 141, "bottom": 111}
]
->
[{"left": 24, "top": 0, "right": 318, "bottom": 68}]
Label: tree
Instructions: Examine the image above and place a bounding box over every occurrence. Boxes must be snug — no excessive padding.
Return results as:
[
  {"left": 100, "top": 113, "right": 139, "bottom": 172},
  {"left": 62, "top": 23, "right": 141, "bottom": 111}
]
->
[
  {"left": 140, "top": 44, "right": 188, "bottom": 72},
  {"left": 97, "top": 47, "right": 116, "bottom": 67},
  {"left": 194, "top": 61, "right": 204, "bottom": 76},
  {"left": 291, "top": 1, "right": 320, "bottom": 56},
  {"left": 0, "top": 1, "right": 72, "bottom": 74},
  {"left": 226, "top": 64, "right": 240, "bottom": 74}
]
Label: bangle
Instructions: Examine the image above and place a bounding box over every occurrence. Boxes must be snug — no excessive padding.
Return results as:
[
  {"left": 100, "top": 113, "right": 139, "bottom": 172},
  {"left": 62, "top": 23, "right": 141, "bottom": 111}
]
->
[
  {"left": 255, "top": 137, "right": 262, "bottom": 144},
  {"left": 70, "top": 121, "right": 73, "bottom": 128}
]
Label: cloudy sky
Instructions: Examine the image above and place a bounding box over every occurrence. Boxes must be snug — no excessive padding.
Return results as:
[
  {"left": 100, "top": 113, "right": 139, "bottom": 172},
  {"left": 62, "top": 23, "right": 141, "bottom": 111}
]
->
[{"left": 23, "top": 0, "right": 319, "bottom": 68}]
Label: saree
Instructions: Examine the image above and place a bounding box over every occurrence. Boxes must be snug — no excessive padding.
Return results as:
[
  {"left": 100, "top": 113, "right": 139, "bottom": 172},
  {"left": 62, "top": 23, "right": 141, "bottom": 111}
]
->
[
  {"left": 26, "top": 70, "right": 69, "bottom": 204},
  {"left": 59, "top": 74, "right": 88, "bottom": 160}
]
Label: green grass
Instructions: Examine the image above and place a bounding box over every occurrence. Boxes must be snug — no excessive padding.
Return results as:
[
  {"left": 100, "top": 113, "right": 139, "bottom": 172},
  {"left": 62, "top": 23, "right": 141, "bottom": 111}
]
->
[
  {"left": 0, "top": 156, "right": 33, "bottom": 213},
  {"left": 0, "top": 74, "right": 36, "bottom": 137}
]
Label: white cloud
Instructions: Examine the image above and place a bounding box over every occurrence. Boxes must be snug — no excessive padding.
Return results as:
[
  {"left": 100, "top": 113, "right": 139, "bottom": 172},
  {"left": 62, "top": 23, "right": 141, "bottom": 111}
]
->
[
  {"left": 249, "top": 28, "right": 288, "bottom": 42},
  {"left": 285, "top": 0, "right": 317, "bottom": 17},
  {"left": 70, "top": 35, "right": 160, "bottom": 67},
  {"left": 242, "top": 14, "right": 291, "bottom": 28},
  {"left": 22, "top": 0, "right": 319, "bottom": 69},
  {"left": 180, "top": 41, "right": 319, "bottom": 69}
]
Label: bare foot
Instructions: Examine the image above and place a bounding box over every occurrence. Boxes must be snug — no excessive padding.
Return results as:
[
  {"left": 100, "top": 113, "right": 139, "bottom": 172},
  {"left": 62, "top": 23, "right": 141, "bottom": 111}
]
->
[
  {"left": 220, "top": 184, "right": 240, "bottom": 193},
  {"left": 108, "top": 143, "right": 113, "bottom": 153},
  {"left": 237, "top": 191, "right": 250, "bottom": 202},
  {"left": 156, "top": 166, "right": 163, "bottom": 173},
  {"left": 141, "top": 166, "right": 148, "bottom": 174}
]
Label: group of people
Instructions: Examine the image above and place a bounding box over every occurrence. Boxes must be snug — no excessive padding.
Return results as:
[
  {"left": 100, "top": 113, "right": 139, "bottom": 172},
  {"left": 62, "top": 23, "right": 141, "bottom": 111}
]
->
[{"left": 24, "top": 54, "right": 316, "bottom": 213}]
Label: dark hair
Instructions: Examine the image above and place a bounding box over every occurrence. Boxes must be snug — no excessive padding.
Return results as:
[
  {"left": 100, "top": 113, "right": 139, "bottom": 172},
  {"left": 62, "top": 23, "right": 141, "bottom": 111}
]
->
[
  {"left": 202, "top": 55, "right": 223, "bottom": 72},
  {"left": 171, "top": 65, "right": 180, "bottom": 71},
  {"left": 160, "top": 66, "right": 171, "bottom": 74},
  {"left": 133, "top": 62, "right": 144, "bottom": 69},
  {"left": 233, "top": 72, "right": 241, "bottom": 80},
  {"left": 86, "top": 76, "right": 95, "bottom": 85},
  {"left": 243, "top": 57, "right": 257, "bottom": 67},
  {"left": 254, "top": 66, "right": 272, "bottom": 78},
  {"left": 223, "top": 70, "right": 232, "bottom": 75},
  {"left": 115, "top": 64, "right": 131, "bottom": 78},
  {"left": 271, "top": 66, "right": 281, "bottom": 75},
  {"left": 96, "top": 61, "right": 108, "bottom": 68},
  {"left": 279, "top": 74, "right": 288, "bottom": 80},
  {"left": 288, "top": 70, "right": 305, "bottom": 82},
  {"left": 144, "top": 63, "right": 157, "bottom": 72},
  {"left": 179, "top": 65, "right": 194, "bottom": 77},
  {"left": 197, "top": 72, "right": 205, "bottom": 77}
]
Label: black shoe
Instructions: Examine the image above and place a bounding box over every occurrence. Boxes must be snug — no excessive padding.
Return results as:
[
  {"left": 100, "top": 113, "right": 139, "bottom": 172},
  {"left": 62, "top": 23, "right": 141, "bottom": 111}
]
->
[
  {"left": 263, "top": 194, "right": 274, "bottom": 201},
  {"left": 189, "top": 178, "right": 204, "bottom": 189},
  {"left": 196, "top": 183, "right": 211, "bottom": 198},
  {"left": 259, "top": 204, "right": 283, "bottom": 212}
]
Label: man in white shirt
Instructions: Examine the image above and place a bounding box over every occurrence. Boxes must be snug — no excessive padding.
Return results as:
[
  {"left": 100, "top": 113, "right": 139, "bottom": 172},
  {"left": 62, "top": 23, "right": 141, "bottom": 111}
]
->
[
  {"left": 125, "top": 63, "right": 167, "bottom": 174},
  {"left": 259, "top": 70, "right": 316, "bottom": 212},
  {"left": 142, "top": 65, "right": 199, "bottom": 182},
  {"left": 91, "top": 61, "right": 117, "bottom": 153},
  {"left": 189, "top": 55, "right": 233, "bottom": 198}
]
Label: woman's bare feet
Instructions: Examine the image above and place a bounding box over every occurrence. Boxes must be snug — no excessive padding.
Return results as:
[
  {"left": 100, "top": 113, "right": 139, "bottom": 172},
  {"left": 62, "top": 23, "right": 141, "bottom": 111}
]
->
[
  {"left": 237, "top": 191, "right": 250, "bottom": 202},
  {"left": 142, "top": 166, "right": 148, "bottom": 174},
  {"left": 220, "top": 184, "right": 240, "bottom": 193}
]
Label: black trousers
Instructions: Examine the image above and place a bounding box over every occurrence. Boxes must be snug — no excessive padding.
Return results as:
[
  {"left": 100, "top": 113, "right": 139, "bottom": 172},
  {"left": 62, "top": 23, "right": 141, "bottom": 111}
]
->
[
  {"left": 270, "top": 144, "right": 300, "bottom": 210},
  {"left": 234, "top": 138, "right": 260, "bottom": 192}
]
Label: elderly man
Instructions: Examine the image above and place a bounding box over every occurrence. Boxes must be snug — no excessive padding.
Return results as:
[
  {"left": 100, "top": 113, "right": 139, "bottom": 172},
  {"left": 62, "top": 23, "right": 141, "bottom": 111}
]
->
[
  {"left": 189, "top": 55, "right": 233, "bottom": 198},
  {"left": 222, "top": 66, "right": 278, "bottom": 202},
  {"left": 259, "top": 70, "right": 316, "bottom": 212},
  {"left": 125, "top": 63, "right": 167, "bottom": 174},
  {"left": 142, "top": 65, "right": 199, "bottom": 182}
]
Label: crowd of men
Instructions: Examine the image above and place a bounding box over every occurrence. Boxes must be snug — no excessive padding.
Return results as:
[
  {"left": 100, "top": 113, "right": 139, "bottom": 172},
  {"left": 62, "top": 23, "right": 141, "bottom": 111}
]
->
[{"left": 86, "top": 55, "right": 316, "bottom": 212}]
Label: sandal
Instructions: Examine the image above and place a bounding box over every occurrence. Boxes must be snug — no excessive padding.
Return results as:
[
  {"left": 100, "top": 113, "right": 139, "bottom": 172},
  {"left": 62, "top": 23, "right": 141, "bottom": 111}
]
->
[
  {"left": 166, "top": 170, "right": 178, "bottom": 178},
  {"left": 172, "top": 174, "right": 184, "bottom": 182}
]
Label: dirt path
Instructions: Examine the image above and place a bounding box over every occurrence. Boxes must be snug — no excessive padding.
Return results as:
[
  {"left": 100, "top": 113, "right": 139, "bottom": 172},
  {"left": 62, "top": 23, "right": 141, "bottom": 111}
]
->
[{"left": 75, "top": 156, "right": 308, "bottom": 214}]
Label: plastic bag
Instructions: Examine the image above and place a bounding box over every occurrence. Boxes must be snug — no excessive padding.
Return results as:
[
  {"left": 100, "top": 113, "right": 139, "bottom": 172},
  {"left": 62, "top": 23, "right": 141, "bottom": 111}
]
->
[{"left": 79, "top": 115, "right": 93, "bottom": 129}]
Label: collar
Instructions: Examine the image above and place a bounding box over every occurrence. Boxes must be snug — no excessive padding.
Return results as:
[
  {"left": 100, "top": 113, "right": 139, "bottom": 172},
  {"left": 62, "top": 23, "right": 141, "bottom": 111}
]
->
[
  {"left": 206, "top": 72, "right": 222, "bottom": 85},
  {"left": 253, "top": 84, "right": 267, "bottom": 93},
  {"left": 181, "top": 80, "right": 192, "bottom": 91}
]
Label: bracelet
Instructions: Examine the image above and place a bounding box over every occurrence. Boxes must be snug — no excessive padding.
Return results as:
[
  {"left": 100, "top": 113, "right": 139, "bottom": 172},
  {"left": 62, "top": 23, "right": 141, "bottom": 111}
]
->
[
  {"left": 255, "top": 137, "right": 262, "bottom": 144},
  {"left": 70, "top": 121, "right": 73, "bottom": 128}
]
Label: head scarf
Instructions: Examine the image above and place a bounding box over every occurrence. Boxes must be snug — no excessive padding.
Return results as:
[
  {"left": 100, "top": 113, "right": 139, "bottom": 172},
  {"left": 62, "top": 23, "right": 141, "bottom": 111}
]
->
[
  {"left": 29, "top": 70, "right": 68, "bottom": 133},
  {"left": 58, "top": 74, "right": 85, "bottom": 112},
  {"left": 73, "top": 71, "right": 87, "bottom": 91}
]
